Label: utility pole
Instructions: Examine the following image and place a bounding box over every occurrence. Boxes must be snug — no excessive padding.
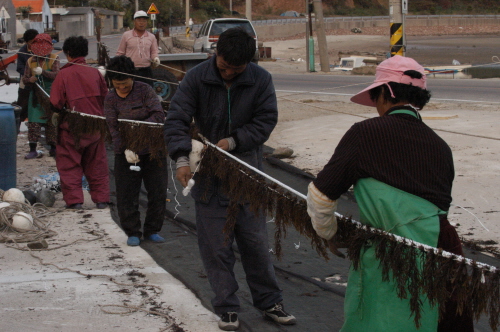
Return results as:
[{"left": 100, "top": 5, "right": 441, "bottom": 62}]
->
[
  {"left": 245, "top": 0, "right": 251, "bottom": 21},
  {"left": 230, "top": 0, "right": 232, "bottom": 15},
  {"left": 313, "top": 0, "right": 329, "bottom": 72},
  {"left": 186, "top": 0, "right": 190, "bottom": 37},
  {"left": 389, "top": 0, "right": 405, "bottom": 56},
  {"left": 135, "top": 0, "right": 138, "bottom": 12}
]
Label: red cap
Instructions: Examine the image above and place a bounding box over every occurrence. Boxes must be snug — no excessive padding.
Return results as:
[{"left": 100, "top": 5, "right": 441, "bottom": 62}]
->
[{"left": 31, "top": 33, "right": 53, "bottom": 56}]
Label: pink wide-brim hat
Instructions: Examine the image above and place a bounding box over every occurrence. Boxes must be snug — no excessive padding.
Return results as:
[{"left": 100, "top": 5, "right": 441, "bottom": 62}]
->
[
  {"left": 350, "top": 55, "right": 427, "bottom": 107},
  {"left": 31, "top": 33, "right": 54, "bottom": 56}
]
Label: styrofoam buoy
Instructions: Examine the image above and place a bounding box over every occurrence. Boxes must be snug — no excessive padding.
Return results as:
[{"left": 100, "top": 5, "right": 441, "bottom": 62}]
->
[
  {"left": 3, "top": 188, "right": 25, "bottom": 203},
  {"left": 0, "top": 202, "right": 10, "bottom": 209},
  {"left": 12, "top": 211, "right": 34, "bottom": 230}
]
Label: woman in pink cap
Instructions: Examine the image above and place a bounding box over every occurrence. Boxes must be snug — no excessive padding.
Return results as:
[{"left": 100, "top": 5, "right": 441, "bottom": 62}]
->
[
  {"left": 306, "top": 56, "right": 473, "bottom": 331},
  {"left": 22, "top": 33, "right": 60, "bottom": 159}
]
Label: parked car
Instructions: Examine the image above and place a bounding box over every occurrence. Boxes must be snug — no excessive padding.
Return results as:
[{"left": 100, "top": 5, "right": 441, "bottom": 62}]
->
[{"left": 193, "top": 18, "right": 259, "bottom": 63}]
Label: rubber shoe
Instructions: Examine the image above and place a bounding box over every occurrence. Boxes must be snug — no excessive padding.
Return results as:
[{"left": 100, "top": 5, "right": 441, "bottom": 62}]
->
[
  {"left": 25, "top": 151, "right": 43, "bottom": 159},
  {"left": 66, "top": 203, "right": 83, "bottom": 210},
  {"left": 264, "top": 302, "right": 296, "bottom": 325},
  {"left": 95, "top": 202, "right": 108, "bottom": 209},
  {"left": 218, "top": 312, "right": 239, "bottom": 331},
  {"left": 127, "top": 236, "right": 141, "bottom": 246},
  {"left": 146, "top": 234, "right": 165, "bottom": 243}
]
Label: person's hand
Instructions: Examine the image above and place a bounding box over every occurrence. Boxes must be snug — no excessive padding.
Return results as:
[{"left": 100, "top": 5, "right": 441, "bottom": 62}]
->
[
  {"left": 152, "top": 57, "right": 160, "bottom": 68},
  {"left": 29, "top": 76, "right": 37, "bottom": 83},
  {"left": 216, "top": 138, "right": 229, "bottom": 151},
  {"left": 124, "top": 149, "right": 140, "bottom": 163},
  {"left": 176, "top": 166, "right": 192, "bottom": 187}
]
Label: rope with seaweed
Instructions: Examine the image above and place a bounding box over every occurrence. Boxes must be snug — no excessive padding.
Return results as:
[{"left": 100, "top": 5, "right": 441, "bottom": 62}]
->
[{"left": 198, "top": 137, "right": 500, "bottom": 330}]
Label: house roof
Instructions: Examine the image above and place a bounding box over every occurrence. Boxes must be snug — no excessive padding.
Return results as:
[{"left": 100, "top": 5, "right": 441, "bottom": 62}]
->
[
  {"left": 65, "top": 7, "right": 122, "bottom": 16},
  {"left": 12, "top": 0, "right": 44, "bottom": 13}
]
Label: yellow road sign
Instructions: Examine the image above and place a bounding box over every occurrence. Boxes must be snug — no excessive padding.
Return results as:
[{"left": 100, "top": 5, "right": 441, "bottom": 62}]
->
[{"left": 147, "top": 3, "right": 159, "bottom": 15}]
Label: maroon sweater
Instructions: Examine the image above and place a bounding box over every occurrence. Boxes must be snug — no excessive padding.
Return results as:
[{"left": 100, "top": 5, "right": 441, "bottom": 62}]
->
[
  {"left": 104, "top": 81, "right": 165, "bottom": 154},
  {"left": 314, "top": 106, "right": 454, "bottom": 211}
]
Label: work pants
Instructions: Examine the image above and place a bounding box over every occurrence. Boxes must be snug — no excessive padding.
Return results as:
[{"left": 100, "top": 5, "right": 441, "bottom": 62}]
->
[
  {"left": 195, "top": 195, "right": 283, "bottom": 315},
  {"left": 114, "top": 153, "right": 167, "bottom": 238},
  {"left": 56, "top": 129, "right": 109, "bottom": 206}
]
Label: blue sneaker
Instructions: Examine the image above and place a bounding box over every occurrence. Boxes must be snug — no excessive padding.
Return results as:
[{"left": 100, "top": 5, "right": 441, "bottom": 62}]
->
[
  {"left": 146, "top": 234, "right": 165, "bottom": 243},
  {"left": 127, "top": 236, "right": 141, "bottom": 246}
]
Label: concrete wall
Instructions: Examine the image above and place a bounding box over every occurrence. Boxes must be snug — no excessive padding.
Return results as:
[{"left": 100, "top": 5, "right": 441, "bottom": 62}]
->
[
  {"left": 58, "top": 20, "right": 87, "bottom": 40},
  {"left": 255, "top": 16, "right": 500, "bottom": 39}
]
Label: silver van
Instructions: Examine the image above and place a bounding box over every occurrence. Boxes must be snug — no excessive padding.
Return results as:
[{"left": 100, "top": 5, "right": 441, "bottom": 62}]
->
[{"left": 193, "top": 18, "right": 259, "bottom": 62}]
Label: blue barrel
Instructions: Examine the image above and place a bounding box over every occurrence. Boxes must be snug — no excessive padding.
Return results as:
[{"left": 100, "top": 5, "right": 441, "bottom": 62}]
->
[{"left": 0, "top": 104, "right": 17, "bottom": 190}]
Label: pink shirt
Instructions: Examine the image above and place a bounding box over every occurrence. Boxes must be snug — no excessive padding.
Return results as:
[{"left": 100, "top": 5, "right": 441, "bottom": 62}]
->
[{"left": 116, "top": 29, "right": 159, "bottom": 68}]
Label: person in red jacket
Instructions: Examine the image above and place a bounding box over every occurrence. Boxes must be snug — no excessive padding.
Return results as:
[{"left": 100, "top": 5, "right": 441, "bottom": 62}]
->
[{"left": 50, "top": 36, "right": 110, "bottom": 209}]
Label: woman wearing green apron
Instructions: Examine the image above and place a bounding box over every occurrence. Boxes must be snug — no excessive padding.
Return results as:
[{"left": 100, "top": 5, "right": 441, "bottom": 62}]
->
[
  {"left": 307, "top": 56, "right": 473, "bottom": 331},
  {"left": 21, "top": 33, "right": 60, "bottom": 159}
]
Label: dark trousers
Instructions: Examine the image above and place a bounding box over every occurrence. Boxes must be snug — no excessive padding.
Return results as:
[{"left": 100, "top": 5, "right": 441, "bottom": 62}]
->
[
  {"left": 195, "top": 196, "right": 283, "bottom": 315},
  {"left": 135, "top": 66, "right": 154, "bottom": 87},
  {"left": 437, "top": 216, "right": 474, "bottom": 332},
  {"left": 114, "top": 153, "right": 167, "bottom": 238}
]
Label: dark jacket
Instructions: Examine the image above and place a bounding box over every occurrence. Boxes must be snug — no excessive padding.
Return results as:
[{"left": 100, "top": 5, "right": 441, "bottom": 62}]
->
[
  {"left": 165, "top": 55, "right": 278, "bottom": 203},
  {"left": 16, "top": 44, "right": 32, "bottom": 77}
]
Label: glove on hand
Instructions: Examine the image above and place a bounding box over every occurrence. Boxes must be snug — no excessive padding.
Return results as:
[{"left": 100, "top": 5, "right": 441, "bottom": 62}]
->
[
  {"left": 125, "top": 149, "right": 140, "bottom": 164},
  {"left": 189, "top": 140, "right": 205, "bottom": 172},
  {"left": 51, "top": 113, "right": 59, "bottom": 127},
  {"left": 152, "top": 57, "right": 160, "bottom": 68},
  {"left": 32, "top": 67, "right": 43, "bottom": 76}
]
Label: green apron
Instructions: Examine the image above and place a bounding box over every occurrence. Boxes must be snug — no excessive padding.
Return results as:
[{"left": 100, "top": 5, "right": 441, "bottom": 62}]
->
[
  {"left": 27, "top": 56, "right": 55, "bottom": 124},
  {"left": 341, "top": 110, "right": 444, "bottom": 332}
]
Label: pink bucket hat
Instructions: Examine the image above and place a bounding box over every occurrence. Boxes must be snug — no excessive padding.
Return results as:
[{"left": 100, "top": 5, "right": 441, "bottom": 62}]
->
[
  {"left": 350, "top": 55, "right": 427, "bottom": 107},
  {"left": 31, "top": 33, "right": 53, "bottom": 56}
]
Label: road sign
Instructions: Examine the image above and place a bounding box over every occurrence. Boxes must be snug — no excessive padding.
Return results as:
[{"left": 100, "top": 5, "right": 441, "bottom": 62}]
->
[
  {"left": 0, "top": 6, "right": 10, "bottom": 19},
  {"left": 151, "top": 14, "right": 156, "bottom": 20},
  {"left": 147, "top": 3, "right": 159, "bottom": 15},
  {"left": 402, "top": 0, "right": 408, "bottom": 14}
]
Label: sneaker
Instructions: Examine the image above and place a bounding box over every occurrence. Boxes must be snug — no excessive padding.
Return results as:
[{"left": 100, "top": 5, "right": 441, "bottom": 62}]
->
[
  {"left": 146, "top": 233, "right": 165, "bottom": 243},
  {"left": 264, "top": 302, "right": 296, "bottom": 325},
  {"left": 66, "top": 203, "right": 83, "bottom": 210},
  {"left": 127, "top": 236, "right": 141, "bottom": 246},
  {"left": 95, "top": 202, "right": 108, "bottom": 209},
  {"left": 218, "top": 312, "right": 239, "bottom": 331}
]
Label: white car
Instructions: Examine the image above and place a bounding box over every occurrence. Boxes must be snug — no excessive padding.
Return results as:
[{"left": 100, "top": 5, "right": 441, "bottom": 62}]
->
[{"left": 193, "top": 18, "right": 259, "bottom": 63}]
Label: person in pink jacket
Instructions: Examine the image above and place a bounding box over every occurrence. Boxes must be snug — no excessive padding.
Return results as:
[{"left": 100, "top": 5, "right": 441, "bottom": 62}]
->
[{"left": 50, "top": 36, "right": 110, "bottom": 209}]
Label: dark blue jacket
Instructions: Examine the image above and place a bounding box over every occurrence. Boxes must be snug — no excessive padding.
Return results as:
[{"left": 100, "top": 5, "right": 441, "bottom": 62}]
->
[{"left": 165, "top": 55, "right": 278, "bottom": 203}]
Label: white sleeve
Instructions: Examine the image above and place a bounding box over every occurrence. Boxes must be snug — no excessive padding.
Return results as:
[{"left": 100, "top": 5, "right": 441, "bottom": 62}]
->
[{"left": 306, "top": 182, "right": 338, "bottom": 240}]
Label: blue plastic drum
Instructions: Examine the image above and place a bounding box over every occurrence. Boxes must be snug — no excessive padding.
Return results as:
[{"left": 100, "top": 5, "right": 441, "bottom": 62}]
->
[{"left": 0, "top": 104, "right": 17, "bottom": 190}]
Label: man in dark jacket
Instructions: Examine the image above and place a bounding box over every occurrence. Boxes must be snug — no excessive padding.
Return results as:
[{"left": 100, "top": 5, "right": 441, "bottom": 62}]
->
[{"left": 165, "top": 28, "right": 296, "bottom": 331}]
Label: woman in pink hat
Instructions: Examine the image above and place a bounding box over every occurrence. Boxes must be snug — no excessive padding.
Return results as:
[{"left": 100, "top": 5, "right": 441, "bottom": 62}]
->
[
  {"left": 21, "top": 33, "right": 60, "bottom": 159},
  {"left": 307, "top": 56, "right": 473, "bottom": 331}
]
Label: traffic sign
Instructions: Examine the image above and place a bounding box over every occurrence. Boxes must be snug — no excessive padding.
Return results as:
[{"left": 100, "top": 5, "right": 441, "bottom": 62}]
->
[
  {"left": 147, "top": 3, "right": 159, "bottom": 15},
  {"left": 151, "top": 14, "right": 156, "bottom": 20}
]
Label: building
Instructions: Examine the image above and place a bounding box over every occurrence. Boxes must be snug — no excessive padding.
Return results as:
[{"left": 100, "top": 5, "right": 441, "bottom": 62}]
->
[
  {"left": 0, "top": 0, "right": 16, "bottom": 49},
  {"left": 59, "top": 7, "right": 124, "bottom": 40}
]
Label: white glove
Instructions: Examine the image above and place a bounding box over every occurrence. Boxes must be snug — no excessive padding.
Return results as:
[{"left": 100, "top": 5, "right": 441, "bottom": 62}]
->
[
  {"left": 125, "top": 149, "right": 140, "bottom": 164},
  {"left": 306, "top": 182, "right": 338, "bottom": 240},
  {"left": 152, "top": 57, "right": 160, "bottom": 68},
  {"left": 189, "top": 140, "right": 204, "bottom": 172},
  {"left": 97, "top": 66, "right": 106, "bottom": 77},
  {"left": 33, "top": 67, "right": 43, "bottom": 76}
]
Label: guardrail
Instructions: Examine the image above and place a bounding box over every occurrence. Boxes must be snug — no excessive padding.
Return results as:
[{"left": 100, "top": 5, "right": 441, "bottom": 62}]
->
[{"left": 168, "top": 14, "right": 500, "bottom": 36}]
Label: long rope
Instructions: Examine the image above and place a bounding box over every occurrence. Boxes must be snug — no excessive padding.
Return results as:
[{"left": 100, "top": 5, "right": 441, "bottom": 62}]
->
[{"left": 200, "top": 137, "right": 498, "bottom": 273}]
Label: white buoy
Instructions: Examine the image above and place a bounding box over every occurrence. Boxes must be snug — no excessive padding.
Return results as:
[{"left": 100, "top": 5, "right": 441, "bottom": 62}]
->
[
  {"left": 12, "top": 212, "right": 34, "bottom": 230},
  {"left": 3, "top": 188, "right": 25, "bottom": 203}
]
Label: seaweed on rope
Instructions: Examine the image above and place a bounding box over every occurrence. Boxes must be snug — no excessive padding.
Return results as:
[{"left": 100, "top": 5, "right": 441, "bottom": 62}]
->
[
  {"left": 118, "top": 121, "right": 166, "bottom": 160},
  {"left": 59, "top": 110, "right": 111, "bottom": 149},
  {"left": 198, "top": 141, "right": 500, "bottom": 331}
]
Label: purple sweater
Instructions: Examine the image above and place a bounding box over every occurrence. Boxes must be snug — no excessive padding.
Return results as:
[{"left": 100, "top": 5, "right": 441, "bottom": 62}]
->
[{"left": 104, "top": 81, "right": 165, "bottom": 154}]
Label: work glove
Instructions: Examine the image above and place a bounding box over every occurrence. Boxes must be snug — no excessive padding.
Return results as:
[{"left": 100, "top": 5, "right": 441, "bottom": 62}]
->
[
  {"left": 32, "top": 67, "right": 42, "bottom": 76},
  {"left": 189, "top": 139, "right": 205, "bottom": 172},
  {"left": 152, "top": 57, "right": 160, "bottom": 68},
  {"left": 51, "top": 113, "right": 59, "bottom": 127},
  {"left": 97, "top": 66, "right": 106, "bottom": 77},
  {"left": 125, "top": 149, "right": 140, "bottom": 164}
]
